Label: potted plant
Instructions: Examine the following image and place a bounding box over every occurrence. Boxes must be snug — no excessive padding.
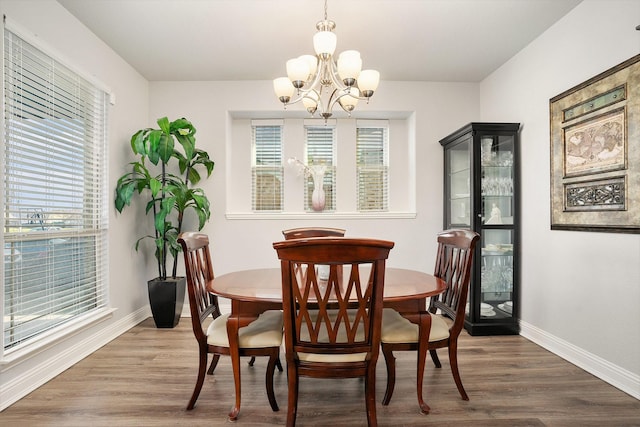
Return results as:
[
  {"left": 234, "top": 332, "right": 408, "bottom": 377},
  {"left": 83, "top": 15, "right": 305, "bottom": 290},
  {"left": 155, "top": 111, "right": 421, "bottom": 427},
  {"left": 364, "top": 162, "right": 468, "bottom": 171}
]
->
[{"left": 115, "top": 117, "right": 214, "bottom": 328}]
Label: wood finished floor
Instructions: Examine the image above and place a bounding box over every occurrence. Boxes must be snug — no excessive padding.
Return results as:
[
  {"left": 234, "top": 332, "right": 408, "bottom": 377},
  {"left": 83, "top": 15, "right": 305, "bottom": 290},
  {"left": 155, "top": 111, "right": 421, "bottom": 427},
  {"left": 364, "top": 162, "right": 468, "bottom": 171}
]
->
[{"left": 1, "top": 318, "right": 638, "bottom": 426}]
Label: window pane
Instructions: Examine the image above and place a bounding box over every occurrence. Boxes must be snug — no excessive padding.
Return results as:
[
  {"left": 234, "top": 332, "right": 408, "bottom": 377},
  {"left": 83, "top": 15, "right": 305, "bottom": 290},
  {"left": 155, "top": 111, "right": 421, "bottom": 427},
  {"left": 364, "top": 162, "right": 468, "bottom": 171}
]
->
[
  {"left": 3, "top": 29, "right": 108, "bottom": 351},
  {"left": 357, "top": 125, "right": 388, "bottom": 211},
  {"left": 305, "top": 125, "right": 335, "bottom": 211},
  {"left": 252, "top": 125, "right": 283, "bottom": 211}
]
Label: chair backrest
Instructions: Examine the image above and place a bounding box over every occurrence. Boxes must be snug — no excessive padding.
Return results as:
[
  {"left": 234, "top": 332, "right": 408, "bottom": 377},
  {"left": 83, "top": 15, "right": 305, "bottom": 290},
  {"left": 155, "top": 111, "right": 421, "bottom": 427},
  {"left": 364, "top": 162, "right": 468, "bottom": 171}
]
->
[
  {"left": 273, "top": 237, "right": 394, "bottom": 361},
  {"left": 428, "top": 229, "right": 480, "bottom": 335},
  {"left": 282, "top": 227, "right": 346, "bottom": 240},
  {"left": 178, "top": 232, "right": 221, "bottom": 344}
]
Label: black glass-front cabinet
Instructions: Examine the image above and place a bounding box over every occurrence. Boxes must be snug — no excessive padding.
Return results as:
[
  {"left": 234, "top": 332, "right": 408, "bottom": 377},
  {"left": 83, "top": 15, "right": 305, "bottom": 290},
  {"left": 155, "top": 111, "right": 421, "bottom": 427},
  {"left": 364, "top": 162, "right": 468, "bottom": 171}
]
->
[{"left": 440, "top": 123, "right": 520, "bottom": 335}]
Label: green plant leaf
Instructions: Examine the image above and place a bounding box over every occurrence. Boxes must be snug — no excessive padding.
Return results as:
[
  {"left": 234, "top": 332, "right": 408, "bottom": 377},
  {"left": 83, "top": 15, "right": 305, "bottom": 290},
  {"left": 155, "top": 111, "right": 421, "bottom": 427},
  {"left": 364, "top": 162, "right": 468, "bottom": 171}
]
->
[
  {"left": 149, "top": 178, "right": 161, "bottom": 198},
  {"left": 187, "top": 168, "right": 201, "bottom": 185},
  {"left": 131, "top": 129, "right": 147, "bottom": 154},
  {"left": 157, "top": 133, "right": 174, "bottom": 164},
  {"left": 175, "top": 132, "right": 195, "bottom": 162},
  {"left": 147, "top": 130, "right": 163, "bottom": 165},
  {"left": 157, "top": 116, "right": 170, "bottom": 134},
  {"left": 114, "top": 181, "right": 136, "bottom": 212}
]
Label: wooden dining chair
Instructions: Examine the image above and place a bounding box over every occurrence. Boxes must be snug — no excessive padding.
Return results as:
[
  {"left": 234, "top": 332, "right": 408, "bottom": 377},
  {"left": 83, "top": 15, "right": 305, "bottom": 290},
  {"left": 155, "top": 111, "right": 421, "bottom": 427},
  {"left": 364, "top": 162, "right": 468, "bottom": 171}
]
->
[
  {"left": 282, "top": 227, "right": 346, "bottom": 292},
  {"left": 178, "top": 232, "right": 283, "bottom": 420},
  {"left": 380, "top": 229, "right": 480, "bottom": 413},
  {"left": 282, "top": 226, "right": 346, "bottom": 239},
  {"left": 273, "top": 237, "right": 394, "bottom": 427}
]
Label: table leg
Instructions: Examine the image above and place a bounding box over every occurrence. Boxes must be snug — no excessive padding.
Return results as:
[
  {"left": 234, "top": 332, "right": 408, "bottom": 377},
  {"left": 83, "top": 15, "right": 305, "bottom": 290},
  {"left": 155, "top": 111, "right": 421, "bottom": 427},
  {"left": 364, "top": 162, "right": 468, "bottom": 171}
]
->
[
  {"left": 417, "top": 311, "right": 432, "bottom": 414},
  {"left": 227, "top": 314, "right": 242, "bottom": 421}
]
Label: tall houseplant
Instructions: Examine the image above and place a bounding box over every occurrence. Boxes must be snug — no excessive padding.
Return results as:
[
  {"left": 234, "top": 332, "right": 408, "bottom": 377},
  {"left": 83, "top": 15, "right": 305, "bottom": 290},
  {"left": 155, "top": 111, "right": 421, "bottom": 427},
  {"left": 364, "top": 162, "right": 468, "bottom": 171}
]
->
[{"left": 115, "top": 117, "right": 214, "bottom": 327}]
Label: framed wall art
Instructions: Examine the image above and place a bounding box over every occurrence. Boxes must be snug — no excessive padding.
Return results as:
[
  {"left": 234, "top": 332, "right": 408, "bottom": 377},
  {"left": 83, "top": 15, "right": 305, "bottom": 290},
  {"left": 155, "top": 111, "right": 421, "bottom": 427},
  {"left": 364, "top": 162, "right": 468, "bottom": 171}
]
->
[{"left": 550, "top": 54, "right": 640, "bottom": 233}]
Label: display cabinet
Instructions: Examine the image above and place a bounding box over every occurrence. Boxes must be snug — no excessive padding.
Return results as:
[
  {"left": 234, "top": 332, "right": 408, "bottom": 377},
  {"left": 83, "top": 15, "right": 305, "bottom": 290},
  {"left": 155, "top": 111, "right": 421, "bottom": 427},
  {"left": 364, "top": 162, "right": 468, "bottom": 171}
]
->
[{"left": 440, "top": 123, "right": 520, "bottom": 335}]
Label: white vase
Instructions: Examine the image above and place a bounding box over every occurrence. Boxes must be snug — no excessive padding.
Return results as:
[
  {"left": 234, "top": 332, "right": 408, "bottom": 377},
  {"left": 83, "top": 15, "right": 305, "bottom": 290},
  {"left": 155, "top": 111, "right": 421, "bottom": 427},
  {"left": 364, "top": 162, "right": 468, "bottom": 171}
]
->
[{"left": 311, "top": 170, "right": 326, "bottom": 211}]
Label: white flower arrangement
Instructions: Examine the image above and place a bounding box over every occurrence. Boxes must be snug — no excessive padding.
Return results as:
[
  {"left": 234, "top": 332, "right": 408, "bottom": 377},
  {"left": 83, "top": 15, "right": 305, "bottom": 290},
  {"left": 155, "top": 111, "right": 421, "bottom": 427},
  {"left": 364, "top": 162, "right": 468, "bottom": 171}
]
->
[{"left": 287, "top": 157, "right": 326, "bottom": 182}]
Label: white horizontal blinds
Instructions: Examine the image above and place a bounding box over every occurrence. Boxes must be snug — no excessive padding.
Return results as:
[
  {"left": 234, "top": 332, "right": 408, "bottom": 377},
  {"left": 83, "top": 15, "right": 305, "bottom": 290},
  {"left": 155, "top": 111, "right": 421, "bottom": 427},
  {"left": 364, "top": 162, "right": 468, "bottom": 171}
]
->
[
  {"left": 356, "top": 122, "right": 389, "bottom": 211},
  {"left": 3, "top": 29, "right": 109, "bottom": 350},
  {"left": 305, "top": 125, "right": 336, "bottom": 211},
  {"left": 252, "top": 123, "right": 283, "bottom": 211}
]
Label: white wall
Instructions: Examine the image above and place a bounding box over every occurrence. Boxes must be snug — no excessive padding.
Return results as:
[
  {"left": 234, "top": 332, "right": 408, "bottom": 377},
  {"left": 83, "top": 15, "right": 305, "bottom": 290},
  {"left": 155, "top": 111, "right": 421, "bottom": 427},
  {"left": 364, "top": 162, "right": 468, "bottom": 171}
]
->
[
  {"left": 148, "top": 80, "right": 479, "bottom": 275},
  {"left": 0, "top": 0, "right": 151, "bottom": 409},
  {"left": 480, "top": 0, "right": 640, "bottom": 398}
]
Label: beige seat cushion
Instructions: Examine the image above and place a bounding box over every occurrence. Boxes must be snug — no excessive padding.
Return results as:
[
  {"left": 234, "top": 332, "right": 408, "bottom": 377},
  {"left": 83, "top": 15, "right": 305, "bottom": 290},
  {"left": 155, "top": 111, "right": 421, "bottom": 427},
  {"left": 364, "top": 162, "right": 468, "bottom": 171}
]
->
[
  {"left": 207, "top": 310, "right": 283, "bottom": 348},
  {"left": 380, "top": 308, "right": 451, "bottom": 343}
]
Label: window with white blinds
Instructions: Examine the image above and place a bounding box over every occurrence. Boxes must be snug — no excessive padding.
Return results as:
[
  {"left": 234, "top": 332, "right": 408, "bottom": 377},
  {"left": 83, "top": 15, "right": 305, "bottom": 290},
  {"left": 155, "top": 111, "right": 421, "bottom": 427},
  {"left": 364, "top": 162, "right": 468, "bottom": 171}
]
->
[
  {"left": 357, "top": 122, "right": 389, "bottom": 211},
  {"left": 305, "top": 125, "right": 336, "bottom": 211},
  {"left": 252, "top": 123, "right": 283, "bottom": 211},
  {"left": 2, "top": 29, "right": 109, "bottom": 351}
]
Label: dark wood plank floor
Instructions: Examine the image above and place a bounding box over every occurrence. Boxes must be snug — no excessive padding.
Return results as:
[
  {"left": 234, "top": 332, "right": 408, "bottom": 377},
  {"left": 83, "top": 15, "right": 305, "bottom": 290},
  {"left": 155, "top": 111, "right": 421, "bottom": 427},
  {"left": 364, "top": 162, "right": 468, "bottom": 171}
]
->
[{"left": 1, "top": 318, "right": 638, "bottom": 426}]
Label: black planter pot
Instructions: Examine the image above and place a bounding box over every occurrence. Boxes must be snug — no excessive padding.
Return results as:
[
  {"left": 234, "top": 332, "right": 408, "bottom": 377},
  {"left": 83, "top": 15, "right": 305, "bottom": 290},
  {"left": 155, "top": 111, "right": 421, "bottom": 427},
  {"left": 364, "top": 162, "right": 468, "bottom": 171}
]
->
[{"left": 147, "top": 277, "right": 186, "bottom": 328}]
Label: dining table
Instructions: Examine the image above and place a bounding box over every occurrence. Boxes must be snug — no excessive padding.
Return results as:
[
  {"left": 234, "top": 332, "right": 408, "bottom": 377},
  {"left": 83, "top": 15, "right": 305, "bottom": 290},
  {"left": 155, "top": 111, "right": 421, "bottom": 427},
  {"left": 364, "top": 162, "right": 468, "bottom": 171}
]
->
[{"left": 207, "top": 266, "right": 446, "bottom": 419}]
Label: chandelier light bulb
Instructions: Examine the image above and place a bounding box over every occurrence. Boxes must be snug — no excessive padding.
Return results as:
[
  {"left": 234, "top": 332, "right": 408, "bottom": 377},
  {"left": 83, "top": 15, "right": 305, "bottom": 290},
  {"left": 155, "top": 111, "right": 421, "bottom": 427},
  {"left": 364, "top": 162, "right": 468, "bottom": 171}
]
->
[
  {"left": 299, "top": 54, "right": 318, "bottom": 79},
  {"left": 339, "top": 87, "right": 360, "bottom": 112},
  {"left": 302, "top": 90, "right": 320, "bottom": 114},
  {"left": 337, "top": 50, "right": 362, "bottom": 86},
  {"left": 313, "top": 30, "right": 337, "bottom": 58},
  {"left": 357, "top": 69, "right": 380, "bottom": 98},
  {"left": 286, "top": 58, "right": 309, "bottom": 88},
  {"left": 273, "top": 77, "right": 294, "bottom": 103}
]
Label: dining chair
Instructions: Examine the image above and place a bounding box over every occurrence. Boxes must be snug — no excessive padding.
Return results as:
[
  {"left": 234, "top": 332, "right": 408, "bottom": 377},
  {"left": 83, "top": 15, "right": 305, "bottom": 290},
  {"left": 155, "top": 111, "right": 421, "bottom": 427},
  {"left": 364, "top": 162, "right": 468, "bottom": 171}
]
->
[
  {"left": 281, "top": 226, "right": 346, "bottom": 239},
  {"left": 380, "top": 229, "right": 480, "bottom": 413},
  {"left": 178, "top": 232, "right": 283, "bottom": 420},
  {"left": 282, "top": 227, "right": 346, "bottom": 293},
  {"left": 273, "top": 237, "right": 395, "bottom": 427}
]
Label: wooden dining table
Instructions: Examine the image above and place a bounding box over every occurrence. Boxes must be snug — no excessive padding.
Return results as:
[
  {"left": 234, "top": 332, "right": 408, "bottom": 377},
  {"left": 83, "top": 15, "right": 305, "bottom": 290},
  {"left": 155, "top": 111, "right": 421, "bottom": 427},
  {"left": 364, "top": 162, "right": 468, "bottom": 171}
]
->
[{"left": 207, "top": 267, "right": 446, "bottom": 419}]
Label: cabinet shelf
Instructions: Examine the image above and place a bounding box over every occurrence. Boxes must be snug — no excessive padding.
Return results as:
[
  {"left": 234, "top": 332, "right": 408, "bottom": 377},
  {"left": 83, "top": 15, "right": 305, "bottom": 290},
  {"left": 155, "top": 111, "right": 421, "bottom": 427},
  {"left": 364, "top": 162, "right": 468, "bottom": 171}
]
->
[{"left": 440, "top": 122, "right": 520, "bottom": 336}]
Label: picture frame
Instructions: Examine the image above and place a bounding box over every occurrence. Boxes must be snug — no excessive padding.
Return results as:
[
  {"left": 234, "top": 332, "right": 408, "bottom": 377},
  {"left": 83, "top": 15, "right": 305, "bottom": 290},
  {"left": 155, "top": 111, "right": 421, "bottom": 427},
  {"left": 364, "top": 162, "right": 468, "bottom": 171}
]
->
[{"left": 550, "top": 54, "right": 640, "bottom": 233}]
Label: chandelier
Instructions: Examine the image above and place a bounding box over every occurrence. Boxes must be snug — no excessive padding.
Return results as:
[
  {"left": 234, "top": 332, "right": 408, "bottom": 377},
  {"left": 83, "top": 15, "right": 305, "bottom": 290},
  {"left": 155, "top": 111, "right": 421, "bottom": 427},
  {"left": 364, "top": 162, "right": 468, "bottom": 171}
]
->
[{"left": 273, "top": 0, "right": 380, "bottom": 119}]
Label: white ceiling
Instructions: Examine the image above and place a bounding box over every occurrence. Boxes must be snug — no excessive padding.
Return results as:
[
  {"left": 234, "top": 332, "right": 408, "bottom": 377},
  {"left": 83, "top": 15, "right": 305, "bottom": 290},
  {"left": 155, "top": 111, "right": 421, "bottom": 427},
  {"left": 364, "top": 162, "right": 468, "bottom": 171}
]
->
[{"left": 57, "top": 0, "right": 583, "bottom": 82}]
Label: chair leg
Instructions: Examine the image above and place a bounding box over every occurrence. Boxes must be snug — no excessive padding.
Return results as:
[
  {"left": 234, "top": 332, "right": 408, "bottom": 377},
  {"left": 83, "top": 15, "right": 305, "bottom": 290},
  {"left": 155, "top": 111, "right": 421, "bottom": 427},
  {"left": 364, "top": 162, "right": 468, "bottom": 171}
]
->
[
  {"left": 248, "top": 356, "right": 256, "bottom": 366},
  {"left": 286, "top": 363, "right": 299, "bottom": 427},
  {"left": 381, "top": 344, "right": 396, "bottom": 406},
  {"left": 207, "top": 354, "right": 220, "bottom": 375},
  {"left": 416, "top": 341, "right": 430, "bottom": 414},
  {"left": 448, "top": 341, "right": 469, "bottom": 401},
  {"left": 365, "top": 364, "right": 378, "bottom": 427},
  {"left": 429, "top": 348, "right": 442, "bottom": 368},
  {"left": 265, "top": 352, "right": 280, "bottom": 412},
  {"left": 187, "top": 349, "right": 208, "bottom": 410},
  {"left": 276, "top": 357, "right": 284, "bottom": 372}
]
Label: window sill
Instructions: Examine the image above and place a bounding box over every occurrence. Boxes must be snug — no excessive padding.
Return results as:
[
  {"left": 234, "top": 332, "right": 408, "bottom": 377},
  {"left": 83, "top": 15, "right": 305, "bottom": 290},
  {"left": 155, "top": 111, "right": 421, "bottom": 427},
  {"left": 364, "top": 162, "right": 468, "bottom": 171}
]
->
[
  {"left": 226, "top": 211, "right": 417, "bottom": 220},
  {"left": 0, "top": 307, "right": 116, "bottom": 370}
]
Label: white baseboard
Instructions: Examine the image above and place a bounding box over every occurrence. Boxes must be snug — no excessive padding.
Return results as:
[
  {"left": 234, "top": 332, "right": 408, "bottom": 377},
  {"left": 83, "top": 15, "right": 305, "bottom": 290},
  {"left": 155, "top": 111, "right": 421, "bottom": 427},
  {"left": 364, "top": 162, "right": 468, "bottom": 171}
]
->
[
  {"left": 519, "top": 320, "right": 640, "bottom": 400},
  {"left": 0, "top": 307, "right": 149, "bottom": 411}
]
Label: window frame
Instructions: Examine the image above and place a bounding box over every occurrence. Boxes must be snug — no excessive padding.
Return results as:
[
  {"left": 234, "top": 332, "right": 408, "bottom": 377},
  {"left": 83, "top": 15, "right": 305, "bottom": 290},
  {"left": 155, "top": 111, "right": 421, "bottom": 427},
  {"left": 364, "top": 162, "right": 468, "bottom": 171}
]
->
[
  {"left": 2, "top": 24, "right": 110, "bottom": 359},
  {"left": 356, "top": 120, "right": 389, "bottom": 212},
  {"left": 251, "top": 120, "right": 284, "bottom": 212}
]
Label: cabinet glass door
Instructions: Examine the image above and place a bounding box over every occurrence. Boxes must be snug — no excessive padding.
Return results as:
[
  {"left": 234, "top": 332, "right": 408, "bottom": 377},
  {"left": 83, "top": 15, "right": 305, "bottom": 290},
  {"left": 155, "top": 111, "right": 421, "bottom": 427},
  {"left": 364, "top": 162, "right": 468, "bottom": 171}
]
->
[
  {"left": 480, "top": 228, "right": 514, "bottom": 319},
  {"left": 480, "top": 135, "right": 514, "bottom": 225},
  {"left": 446, "top": 139, "right": 471, "bottom": 228}
]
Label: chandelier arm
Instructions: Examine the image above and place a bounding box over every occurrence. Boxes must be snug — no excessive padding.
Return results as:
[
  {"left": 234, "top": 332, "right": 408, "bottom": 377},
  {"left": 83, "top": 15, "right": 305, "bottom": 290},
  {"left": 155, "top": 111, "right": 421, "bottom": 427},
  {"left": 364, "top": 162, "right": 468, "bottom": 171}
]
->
[{"left": 325, "top": 59, "right": 348, "bottom": 91}]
